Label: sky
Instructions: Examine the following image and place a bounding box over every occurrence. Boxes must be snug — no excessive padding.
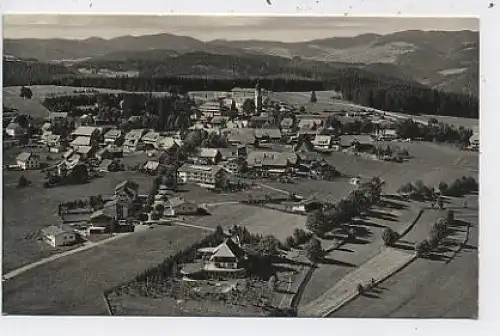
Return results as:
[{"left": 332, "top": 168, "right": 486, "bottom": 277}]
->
[{"left": 3, "top": 15, "right": 479, "bottom": 42}]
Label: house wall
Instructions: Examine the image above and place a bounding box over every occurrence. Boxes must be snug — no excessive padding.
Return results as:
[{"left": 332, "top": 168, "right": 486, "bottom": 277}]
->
[{"left": 54, "top": 232, "right": 76, "bottom": 246}]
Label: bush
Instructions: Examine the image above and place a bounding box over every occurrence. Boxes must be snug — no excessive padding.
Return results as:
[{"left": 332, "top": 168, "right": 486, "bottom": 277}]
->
[
  {"left": 415, "top": 239, "right": 432, "bottom": 256},
  {"left": 445, "top": 209, "right": 454, "bottom": 224},
  {"left": 357, "top": 283, "right": 364, "bottom": 294},
  {"left": 46, "top": 155, "right": 54, "bottom": 160},
  {"left": 285, "top": 236, "right": 296, "bottom": 249},
  {"left": 305, "top": 236, "right": 323, "bottom": 262},
  {"left": 438, "top": 182, "right": 448, "bottom": 194},
  {"left": 151, "top": 212, "right": 160, "bottom": 221},
  {"left": 17, "top": 175, "right": 30, "bottom": 188},
  {"left": 382, "top": 228, "right": 399, "bottom": 246},
  {"left": 431, "top": 218, "right": 448, "bottom": 241},
  {"left": 292, "top": 228, "right": 310, "bottom": 246}
]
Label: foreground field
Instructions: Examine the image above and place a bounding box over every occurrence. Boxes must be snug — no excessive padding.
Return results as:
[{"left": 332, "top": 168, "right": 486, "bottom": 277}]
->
[
  {"left": 331, "top": 195, "right": 478, "bottom": 318},
  {"left": 3, "top": 225, "right": 209, "bottom": 315}
]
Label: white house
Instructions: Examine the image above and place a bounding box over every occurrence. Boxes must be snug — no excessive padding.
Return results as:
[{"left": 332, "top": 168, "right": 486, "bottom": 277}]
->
[
  {"left": 312, "top": 135, "right": 332, "bottom": 149},
  {"left": 6, "top": 123, "right": 26, "bottom": 137},
  {"left": 41, "top": 225, "right": 77, "bottom": 247},
  {"left": 16, "top": 152, "right": 40, "bottom": 170}
]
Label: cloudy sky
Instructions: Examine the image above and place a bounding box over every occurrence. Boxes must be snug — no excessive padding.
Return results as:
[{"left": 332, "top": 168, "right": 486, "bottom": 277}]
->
[{"left": 3, "top": 15, "right": 478, "bottom": 42}]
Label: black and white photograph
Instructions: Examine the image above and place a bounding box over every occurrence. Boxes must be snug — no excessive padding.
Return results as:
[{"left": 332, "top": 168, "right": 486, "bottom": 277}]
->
[{"left": 2, "top": 14, "right": 479, "bottom": 319}]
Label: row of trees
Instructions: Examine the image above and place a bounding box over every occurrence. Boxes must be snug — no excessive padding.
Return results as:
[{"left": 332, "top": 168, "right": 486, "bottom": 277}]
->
[
  {"left": 306, "top": 177, "right": 384, "bottom": 237},
  {"left": 415, "top": 210, "right": 454, "bottom": 257},
  {"left": 399, "top": 176, "right": 478, "bottom": 201},
  {"left": 395, "top": 118, "right": 474, "bottom": 146}
]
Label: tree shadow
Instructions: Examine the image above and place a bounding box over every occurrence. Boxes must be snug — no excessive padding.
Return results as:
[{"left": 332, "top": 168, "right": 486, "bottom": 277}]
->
[
  {"left": 335, "top": 247, "right": 354, "bottom": 253},
  {"left": 320, "top": 257, "right": 356, "bottom": 268},
  {"left": 361, "top": 292, "right": 381, "bottom": 299},
  {"left": 392, "top": 242, "right": 415, "bottom": 252},
  {"left": 462, "top": 243, "right": 477, "bottom": 251},
  {"left": 275, "top": 288, "right": 296, "bottom": 295},
  {"left": 423, "top": 252, "right": 451, "bottom": 262},
  {"left": 366, "top": 210, "right": 398, "bottom": 222},
  {"left": 453, "top": 219, "right": 473, "bottom": 228},
  {"left": 377, "top": 199, "right": 408, "bottom": 210},
  {"left": 350, "top": 237, "right": 371, "bottom": 245},
  {"left": 274, "top": 265, "right": 299, "bottom": 274},
  {"left": 352, "top": 218, "right": 387, "bottom": 229}
]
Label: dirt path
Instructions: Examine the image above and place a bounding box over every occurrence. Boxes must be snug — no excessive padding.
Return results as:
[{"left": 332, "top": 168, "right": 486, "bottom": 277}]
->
[{"left": 3, "top": 233, "right": 133, "bottom": 281}]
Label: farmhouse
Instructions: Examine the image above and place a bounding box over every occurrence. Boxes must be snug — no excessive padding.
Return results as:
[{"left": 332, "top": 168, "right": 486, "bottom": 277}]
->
[
  {"left": 71, "top": 126, "right": 100, "bottom": 141},
  {"left": 223, "top": 128, "right": 256, "bottom": 146},
  {"left": 104, "top": 129, "right": 123, "bottom": 145},
  {"left": 280, "top": 117, "right": 295, "bottom": 134},
  {"left": 123, "top": 129, "right": 147, "bottom": 152},
  {"left": 144, "top": 160, "right": 160, "bottom": 173},
  {"left": 199, "top": 101, "right": 227, "bottom": 118},
  {"left": 6, "top": 122, "right": 26, "bottom": 137},
  {"left": 48, "top": 112, "right": 69, "bottom": 122},
  {"left": 469, "top": 133, "right": 479, "bottom": 150},
  {"left": 298, "top": 118, "right": 323, "bottom": 130},
  {"left": 115, "top": 180, "right": 139, "bottom": 204},
  {"left": 156, "top": 136, "right": 183, "bottom": 150},
  {"left": 340, "top": 135, "right": 375, "bottom": 150},
  {"left": 198, "top": 148, "right": 222, "bottom": 164},
  {"left": 167, "top": 197, "right": 199, "bottom": 216},
  {"left": 41, "top": 225, "right": 77, "bottom": 248},
  {"left": 246, "top": 151, "right": 299, "bottom": 175},
  {"left": 254, "top": 128, "right": 282, "bottom": 143},
  {"left": 70, "top": 136, "right": 92, "bottom": 148},
  {"left": 312, "top": 135, "right": 332, "bottom": 149},
  {"left": 177, "top": 164, "right": 228, "bottom": 190},
  {"left": 16, "top": 152, "right": 40, "bottom": 170},
  {"left": 196, "top": 237, "right": 248, "bottom": 276},
  {"left": 142, "top": 131, "right": 161, "bottom": 148}
]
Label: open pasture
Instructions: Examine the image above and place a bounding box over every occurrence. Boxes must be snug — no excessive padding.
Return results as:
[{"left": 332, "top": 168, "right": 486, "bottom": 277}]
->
[
  {"left": 2, "top": 168, "right": 154, "bottom": 272},
  {"left": 3, "top": 225, "right": 209, "bottom": 315},
  {"left": 191, "top": 203, "right": 306, "bottom": 242}
]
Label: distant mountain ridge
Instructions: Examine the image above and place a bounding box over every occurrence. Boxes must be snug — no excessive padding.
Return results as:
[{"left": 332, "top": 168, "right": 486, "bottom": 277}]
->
[{"left": 4, "top": 30, "right": 478, "bottom": 96}]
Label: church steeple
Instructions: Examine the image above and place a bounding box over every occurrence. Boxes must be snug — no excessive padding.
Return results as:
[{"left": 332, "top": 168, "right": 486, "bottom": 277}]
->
[{"left": 255, "top": 81, "right": 263, "bottom": 113}]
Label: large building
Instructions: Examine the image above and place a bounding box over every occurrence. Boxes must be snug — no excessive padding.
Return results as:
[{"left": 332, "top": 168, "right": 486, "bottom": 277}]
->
[{"left": 177, "top": 164, "right": 228, "bottom": 190}]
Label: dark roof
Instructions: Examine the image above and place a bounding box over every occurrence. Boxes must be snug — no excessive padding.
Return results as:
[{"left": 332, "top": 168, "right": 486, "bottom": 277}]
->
[{"left": 213, "top": 238, "right": 246, "bottom": 260}]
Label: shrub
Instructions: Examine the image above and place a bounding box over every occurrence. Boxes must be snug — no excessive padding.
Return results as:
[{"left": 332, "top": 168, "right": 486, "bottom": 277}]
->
[
  {"left": 155, "top": 204, "right": 165, "bottom": 214},
  {"left": 285, "top": 236, "right": 296, "bottom": 249},
  {"left": 46, "top": 155, "right": 54, "bottom": 161},
  {"left": 17, "top": 175, "right": 30, "bottom": 188},
  {"left": 431, "top": 218, "right": 448, "bottom": 241},
  {"left": 438, "top": 182, "right": 448, "bottom": 194},
  {"left": 292, "top": 228, "right": 310, "bottom": 245},
  {"left": 445, "top": 209, "right": 455, "bottom": 224},
  {"left": 305, "top": 236, "right": 323, "bottom": 262},
  {"left": 382, "top": 228, "right": 399, "bottom": 246},
  {"left": 357, "top": 283, "right": 364, "bottom": 294},
  {"left": 415, "top": 239, "right": 432, "bottom": 257},
  {"left": 151, "top": 212, "right": 160, "bottom": 221}
]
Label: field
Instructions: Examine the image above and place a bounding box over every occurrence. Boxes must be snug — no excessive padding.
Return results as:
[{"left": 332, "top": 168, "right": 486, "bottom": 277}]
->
[
  {"left": 2, "top": 225, "right": 210, "bottom": 315},
  {"left": 190, "top": 204, "right": 307, "bottom": 242},
  {"left": 331, "top": 195, "right": 478, "bottom": 318},
  {"left": 2, "top": 163, "right": 154, "bottom": 272}
]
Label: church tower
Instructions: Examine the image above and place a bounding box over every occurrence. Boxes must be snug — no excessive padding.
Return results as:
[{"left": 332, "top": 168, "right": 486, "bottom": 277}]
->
[{"left": 255, "top": 81, "right": 263, "bottom": 114}]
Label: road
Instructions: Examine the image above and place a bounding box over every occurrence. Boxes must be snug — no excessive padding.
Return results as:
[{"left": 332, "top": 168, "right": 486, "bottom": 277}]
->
[{"left": 3, "top": 232, "right": 133, "bottom": 281}]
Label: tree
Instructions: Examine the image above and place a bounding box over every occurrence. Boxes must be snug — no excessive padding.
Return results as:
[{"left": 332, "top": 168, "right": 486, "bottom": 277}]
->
[
  {"left": 155, "top": 204, "right": 165, "bottom": 214},
  {"left": 438, "top": 182, "right": 448, "bottom": 195},
  {"left": 382, "top": 228, "right": 399, "bottom": 246},
  {"left": 256, "top": 235, "right": 281, "bottom": 258},
  {"left": 310, "top": 90, "right": 317, "bottom": 103},
  {"left": 445, "top": 209, "right": 455, "bottom": 224},
  {"left": 299, "top": 106, "right": 306, "bottom": 113},
  {"left": 415, "top": 239, "right": 432, "bottom": 257},
  {"left": 305, "top": 236, "right": 323, "bottom": 262},
  {"left": 285, "top": 236, "right": 296, "bottom": 249},
  {"left": 242, "top": 98, "right": 256, "bottom": 115},
  {"left": 19, "top": 86, "right": 33, "bottom": 99},
  {"left": 17, "top": 175, "right": 30, "bottom": 188},
  {"left": 306, "top": 210, "right": 330, "bottom": 237},
  {"left": 292, "top": 228, "right": 310, "bottom": 246},
  {"left": 431, "top": 218, "right": 448, "bottom": 241},
  {"left": 151, "top": 212, "right": 160, "bottom": 221}
]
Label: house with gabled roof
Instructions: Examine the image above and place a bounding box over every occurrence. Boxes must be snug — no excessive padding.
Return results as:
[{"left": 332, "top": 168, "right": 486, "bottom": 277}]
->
[
  {"left": 104, "top": 129, "right": 123, "bottom": 145},
  {"left": 198, "top": 237, "right": 248, "bottom": 271},
  {"left": 16, "top": 152, "right": 40, "bottom": 170},
  {"left": 198, "top": 148, "right": 222, "bottom": 164},
  {"left": 41, "top": 225, "right": 77, "bottom": 247}
]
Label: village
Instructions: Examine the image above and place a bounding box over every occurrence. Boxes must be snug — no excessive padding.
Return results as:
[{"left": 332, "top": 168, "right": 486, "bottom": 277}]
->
[{"left": 3, "top": 82, "right": 479, "bottom": 317}]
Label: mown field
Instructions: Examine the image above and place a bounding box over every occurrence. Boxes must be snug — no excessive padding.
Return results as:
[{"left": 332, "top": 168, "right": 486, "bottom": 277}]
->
[
  {"left": 2, "top": 165, "right": 154, "bottom": 273},
  {"left": 331, "top": 195, "right": 478, "bottom": 318},
  {"left": 191, "top": 203, "right": 307, "bottom": 242},
  {"left": 2, "top": 225, "right": 209, "bottom": 315}
]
